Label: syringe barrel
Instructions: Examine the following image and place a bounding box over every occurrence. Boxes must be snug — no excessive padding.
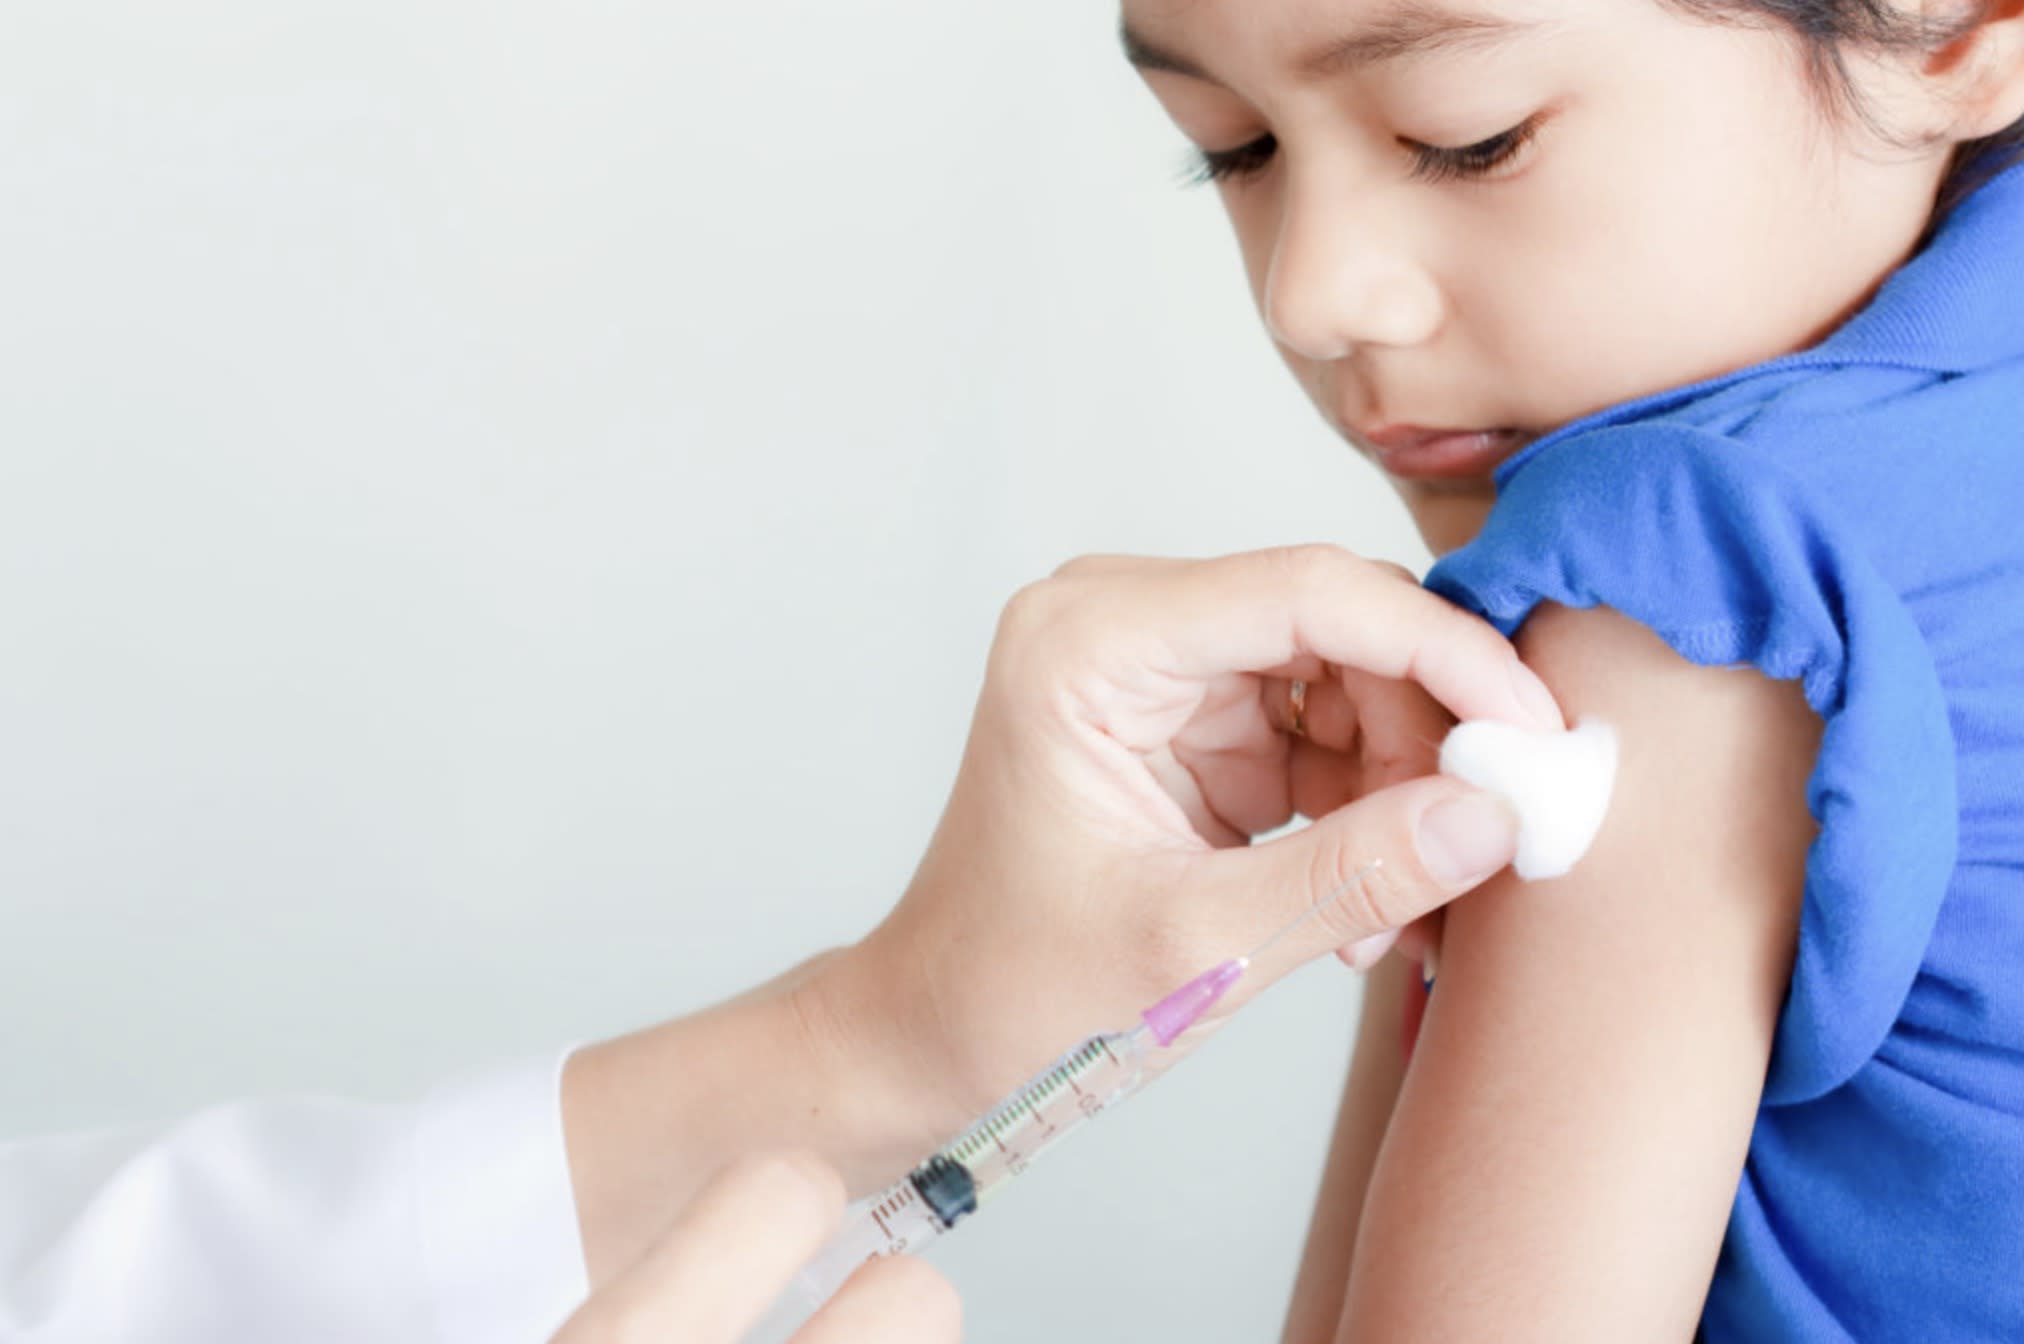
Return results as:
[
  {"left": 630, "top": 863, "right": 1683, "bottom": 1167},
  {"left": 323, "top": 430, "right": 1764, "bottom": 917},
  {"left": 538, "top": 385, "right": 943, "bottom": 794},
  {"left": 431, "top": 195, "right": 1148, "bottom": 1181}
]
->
[
  {"left": 742, "top": 1179, "right": 945, "bottom": 1344},
  {"left": 744, "top": 1028, "right": 1148, "bottom": 1343},
  {"left": 936, "top": 1028, "right": 1147, "bottom": 1204}
]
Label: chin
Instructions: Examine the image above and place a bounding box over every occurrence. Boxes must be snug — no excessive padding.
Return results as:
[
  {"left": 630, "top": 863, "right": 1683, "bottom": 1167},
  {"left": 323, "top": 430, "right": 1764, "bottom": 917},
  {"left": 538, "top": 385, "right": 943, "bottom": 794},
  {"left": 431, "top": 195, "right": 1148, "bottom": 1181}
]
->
[{"left": 1398, "top": 479, "right": 1497, "bottom": 557}]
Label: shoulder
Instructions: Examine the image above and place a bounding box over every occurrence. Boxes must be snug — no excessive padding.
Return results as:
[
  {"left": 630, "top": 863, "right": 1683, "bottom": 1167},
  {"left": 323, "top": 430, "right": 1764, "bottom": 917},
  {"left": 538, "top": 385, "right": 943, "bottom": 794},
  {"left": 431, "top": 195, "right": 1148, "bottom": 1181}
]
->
[
  {"left": 1431, "top": 421, "right": 1839, "bottom": 652},
  {"left": 1518, "top": 602, "right": 1821, "bottom": 772},
  {"left": 1513, "top": 602, "right": 1821, "bottom": 916}
]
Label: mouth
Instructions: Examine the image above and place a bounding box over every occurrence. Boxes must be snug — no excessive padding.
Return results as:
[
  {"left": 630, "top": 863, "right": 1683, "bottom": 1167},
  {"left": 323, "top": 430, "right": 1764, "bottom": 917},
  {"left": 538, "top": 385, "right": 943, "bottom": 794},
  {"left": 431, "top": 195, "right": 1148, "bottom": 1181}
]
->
[{"left": 1356, "top": 424, "right": 1530, "bottom": 482}]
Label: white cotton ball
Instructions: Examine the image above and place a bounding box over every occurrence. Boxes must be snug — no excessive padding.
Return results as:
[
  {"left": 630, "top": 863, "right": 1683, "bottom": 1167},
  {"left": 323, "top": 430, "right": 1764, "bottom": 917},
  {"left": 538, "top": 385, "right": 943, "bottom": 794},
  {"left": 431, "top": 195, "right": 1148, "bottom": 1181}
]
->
[{"left": 1438, "top": 718, "right": 1619, "bottom": 880}]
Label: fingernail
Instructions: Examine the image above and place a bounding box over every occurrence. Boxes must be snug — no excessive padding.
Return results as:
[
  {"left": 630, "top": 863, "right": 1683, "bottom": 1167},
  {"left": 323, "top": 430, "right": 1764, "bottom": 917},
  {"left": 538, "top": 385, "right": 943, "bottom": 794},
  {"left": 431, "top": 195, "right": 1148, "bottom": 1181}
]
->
[
  {"left": 1416, "top": 792, "right": 1520, "bottom": 887},
  {"left": 1511, "top": 663, "right": 1564, "bottom": 731},
  {"left": 1342, "top": 928, "right": 1399, "bottom": 973}
]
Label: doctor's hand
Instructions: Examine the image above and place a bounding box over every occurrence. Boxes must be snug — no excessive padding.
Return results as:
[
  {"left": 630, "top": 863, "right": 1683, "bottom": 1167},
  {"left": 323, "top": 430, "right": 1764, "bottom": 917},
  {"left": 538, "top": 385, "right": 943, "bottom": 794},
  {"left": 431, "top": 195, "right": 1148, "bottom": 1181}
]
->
[
  {"left": 551, "top": 1152, "right": 958, "bottom": 1344},
  {"left": 815, "top": 545, "right": 1561, "bottom": 1143},
  {"left": 562, "top": 545, "right": 1560, "bottom": 1288}
]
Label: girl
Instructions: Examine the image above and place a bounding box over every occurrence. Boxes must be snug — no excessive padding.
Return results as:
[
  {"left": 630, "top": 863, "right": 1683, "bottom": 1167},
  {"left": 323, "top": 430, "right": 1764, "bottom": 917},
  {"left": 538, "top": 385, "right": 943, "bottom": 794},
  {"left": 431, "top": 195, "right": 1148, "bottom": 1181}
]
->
[{"left": 1124, "top": 0, "right": 2024, "bottom": 1339}]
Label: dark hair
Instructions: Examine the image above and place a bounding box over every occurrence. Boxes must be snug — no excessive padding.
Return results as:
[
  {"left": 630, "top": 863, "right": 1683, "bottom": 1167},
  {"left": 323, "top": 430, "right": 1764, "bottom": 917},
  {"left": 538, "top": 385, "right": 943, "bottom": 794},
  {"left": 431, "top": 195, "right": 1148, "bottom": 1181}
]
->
[{"left": 1668, "top": 0, "right": 2024, "bottom": 219}]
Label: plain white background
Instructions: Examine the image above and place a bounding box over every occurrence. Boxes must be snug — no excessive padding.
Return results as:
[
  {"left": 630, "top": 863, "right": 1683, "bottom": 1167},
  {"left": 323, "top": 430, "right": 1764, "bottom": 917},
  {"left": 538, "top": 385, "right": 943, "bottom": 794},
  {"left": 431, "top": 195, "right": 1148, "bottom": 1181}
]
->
[{"left": 1, "top": 3, "right": 1432, "bottom": 1339}]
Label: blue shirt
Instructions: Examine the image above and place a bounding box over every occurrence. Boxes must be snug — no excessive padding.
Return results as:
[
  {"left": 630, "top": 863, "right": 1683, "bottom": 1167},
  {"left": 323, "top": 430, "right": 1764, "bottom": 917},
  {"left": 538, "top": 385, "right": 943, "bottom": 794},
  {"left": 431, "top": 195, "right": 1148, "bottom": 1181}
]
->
[{"left": 1426, "top": 160, "right": 2024, "bottom": 1341}]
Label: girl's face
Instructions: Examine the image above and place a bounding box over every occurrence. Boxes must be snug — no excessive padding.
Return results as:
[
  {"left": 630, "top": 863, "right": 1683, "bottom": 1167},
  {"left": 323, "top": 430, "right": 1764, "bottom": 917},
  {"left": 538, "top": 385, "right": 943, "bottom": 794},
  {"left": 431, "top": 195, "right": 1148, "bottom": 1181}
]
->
[{"left": 1125, "top": 0, "right": 1954, "bottom": 554}]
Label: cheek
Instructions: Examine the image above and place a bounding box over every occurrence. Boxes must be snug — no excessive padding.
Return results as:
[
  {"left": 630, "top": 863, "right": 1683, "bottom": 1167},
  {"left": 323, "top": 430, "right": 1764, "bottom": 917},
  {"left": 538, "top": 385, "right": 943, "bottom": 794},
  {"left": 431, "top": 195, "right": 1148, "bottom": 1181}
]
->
[
  {"left": 1226, "top": 190, "right": 1280, "bottom": 321},
  {"left": 1456, "top": 74, "right": 1846, "bottom": 423}
]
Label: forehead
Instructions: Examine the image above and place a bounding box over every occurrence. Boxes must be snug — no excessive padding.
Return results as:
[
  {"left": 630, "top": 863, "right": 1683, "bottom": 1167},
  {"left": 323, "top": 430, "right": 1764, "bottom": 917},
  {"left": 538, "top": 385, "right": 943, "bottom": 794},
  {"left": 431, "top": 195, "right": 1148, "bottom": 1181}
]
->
[{"left": 1121, "top": 0, "right": 1559, "bottom": 84}]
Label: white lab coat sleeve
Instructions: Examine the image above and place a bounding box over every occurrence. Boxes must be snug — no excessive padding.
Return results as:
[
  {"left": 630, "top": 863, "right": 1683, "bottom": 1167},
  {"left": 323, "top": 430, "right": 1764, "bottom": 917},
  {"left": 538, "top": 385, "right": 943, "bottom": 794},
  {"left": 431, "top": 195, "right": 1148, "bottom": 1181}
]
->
[{"left": 0, "top": 1048, "right": 591, "bottom": 1344}]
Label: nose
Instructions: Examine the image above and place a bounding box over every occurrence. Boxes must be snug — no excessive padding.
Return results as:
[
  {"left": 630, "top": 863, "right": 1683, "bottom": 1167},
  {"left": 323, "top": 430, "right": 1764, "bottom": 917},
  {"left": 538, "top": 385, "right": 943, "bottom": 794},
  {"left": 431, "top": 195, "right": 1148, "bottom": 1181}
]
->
[{"left": 1264, "top": 178, "right": 1444, "bottom": 362}]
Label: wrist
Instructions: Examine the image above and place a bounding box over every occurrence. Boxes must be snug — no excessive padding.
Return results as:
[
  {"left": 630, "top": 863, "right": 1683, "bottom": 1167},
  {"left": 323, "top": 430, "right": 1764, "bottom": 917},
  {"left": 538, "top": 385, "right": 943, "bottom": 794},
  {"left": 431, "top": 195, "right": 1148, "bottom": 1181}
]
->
[
  {"left": 790, "top": 933, "right": 979, "bottom": 1185},
  {"left": 561, "top": 942, "right": 964, "bottom": 1287}
]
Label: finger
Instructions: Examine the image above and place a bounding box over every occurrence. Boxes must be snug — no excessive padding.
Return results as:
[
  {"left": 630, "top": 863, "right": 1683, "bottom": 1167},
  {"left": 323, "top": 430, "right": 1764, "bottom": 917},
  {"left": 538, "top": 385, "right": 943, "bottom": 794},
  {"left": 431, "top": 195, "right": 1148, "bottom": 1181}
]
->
[
  {"left": 1333, "top": 664, "right": 1453, "bottom": 789},
  {"left": 1120, "top": 546, "right": 1563, "bottom": 731},
  {"left": 1050, "top": 552, "right": 1187, "bottom": 581},
  {"left": 1159, "top": 674, "right": 1297, "bottom": 839},
  {"left": 793, "top": 1256, "right": 962, "bottom": 1344},
  {"left": 1166, "top": 743, "right": 1294, "bottom": 840},
  {"left": 1145, "top": 744, "right": 1251, "bottom": 847},
  {"left": 1340, "top": 911, "right": 1443, "bottom": 970},
  {"left": 1185, "top": 775, "right": 1520, "bottom": 973},
  {"left": 1286, "top": 738, "right": 1363, "bottom": 818},
  {"left": 1261, "top": 653, "right": 1334, "bottom": 684},
  {"left": 549, "top": 1152, "right": 844, "bottom": 1344},
  {"left": 1258, "top": 670, "right": 1361, "bottom": 757},
  {"left": 1294, "top": 671, "right": 1361, "bottom": 754},
  {"left": 1258, "top": 675, "right": 1298, "bottom": 738},
  {"left": 1338, "top": 926, "right": 1400, "bottom": 972}
]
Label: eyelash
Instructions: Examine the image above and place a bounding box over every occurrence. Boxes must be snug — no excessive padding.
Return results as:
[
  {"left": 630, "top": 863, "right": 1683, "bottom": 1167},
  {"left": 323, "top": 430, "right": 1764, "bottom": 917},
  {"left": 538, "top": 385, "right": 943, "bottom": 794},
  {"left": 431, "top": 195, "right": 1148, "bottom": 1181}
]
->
[{"left": 1183, "top": 117, "right": 1541, "bottom": 188}]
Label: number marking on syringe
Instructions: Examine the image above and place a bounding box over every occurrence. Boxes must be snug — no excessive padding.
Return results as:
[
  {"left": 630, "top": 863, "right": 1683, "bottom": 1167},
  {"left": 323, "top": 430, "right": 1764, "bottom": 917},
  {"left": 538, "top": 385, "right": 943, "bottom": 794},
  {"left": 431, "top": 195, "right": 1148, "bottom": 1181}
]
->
[
  {"left": 870, "top": 1186, "right": 917, "bottom": 1243},
  {"left": 947, "top": 1040, "right": 1112, "bottom": 1169}
]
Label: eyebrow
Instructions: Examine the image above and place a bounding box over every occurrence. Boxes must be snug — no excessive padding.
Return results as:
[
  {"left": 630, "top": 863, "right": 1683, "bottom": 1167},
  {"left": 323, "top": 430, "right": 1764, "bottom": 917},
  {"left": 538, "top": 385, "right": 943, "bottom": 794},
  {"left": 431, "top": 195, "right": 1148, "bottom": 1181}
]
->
[{"left": 1120, "top": 4, "right": 1537, "bottom": 84}]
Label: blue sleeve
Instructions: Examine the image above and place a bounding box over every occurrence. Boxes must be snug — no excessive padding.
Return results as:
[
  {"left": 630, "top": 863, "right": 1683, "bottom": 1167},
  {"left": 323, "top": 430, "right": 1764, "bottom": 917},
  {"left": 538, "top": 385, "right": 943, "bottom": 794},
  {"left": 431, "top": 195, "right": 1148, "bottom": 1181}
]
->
[{"left": 1426, "top": 423, "right": 1956, "bottom": 1103}]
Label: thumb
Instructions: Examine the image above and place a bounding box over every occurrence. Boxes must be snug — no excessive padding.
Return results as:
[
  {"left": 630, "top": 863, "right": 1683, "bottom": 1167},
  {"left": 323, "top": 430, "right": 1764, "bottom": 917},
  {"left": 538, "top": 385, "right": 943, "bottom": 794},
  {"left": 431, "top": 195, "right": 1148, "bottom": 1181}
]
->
[{"left": 1200, "top": 776, "right": 1521, "bottom": 972}]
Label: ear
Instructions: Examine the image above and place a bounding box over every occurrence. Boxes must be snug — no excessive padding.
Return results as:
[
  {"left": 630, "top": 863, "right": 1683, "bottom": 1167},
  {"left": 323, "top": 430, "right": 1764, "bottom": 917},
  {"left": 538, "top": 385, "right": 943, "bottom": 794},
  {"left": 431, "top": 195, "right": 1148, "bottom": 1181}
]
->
[{"left": 1921, "top": 0, "right": 2024, "bottom": 141}]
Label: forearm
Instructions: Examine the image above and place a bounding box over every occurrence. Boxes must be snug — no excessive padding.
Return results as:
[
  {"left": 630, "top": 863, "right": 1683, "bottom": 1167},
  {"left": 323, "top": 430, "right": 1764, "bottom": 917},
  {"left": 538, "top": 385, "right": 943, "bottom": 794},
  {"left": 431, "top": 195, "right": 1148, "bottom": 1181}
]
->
[
  {"left": 561, "top": 946, "right": 970, "bottom": 1287},
  {"left": 1281, "top": 955, "right": 1412, "bottom": 1344}
]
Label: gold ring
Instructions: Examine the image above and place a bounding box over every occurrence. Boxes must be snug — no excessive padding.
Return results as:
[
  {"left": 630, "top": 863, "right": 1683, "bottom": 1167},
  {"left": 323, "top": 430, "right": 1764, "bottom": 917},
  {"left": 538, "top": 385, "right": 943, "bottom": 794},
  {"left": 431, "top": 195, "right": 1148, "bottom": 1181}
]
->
[{"left": 1287, "top": 678, "right": 1309, "bottom": 738}]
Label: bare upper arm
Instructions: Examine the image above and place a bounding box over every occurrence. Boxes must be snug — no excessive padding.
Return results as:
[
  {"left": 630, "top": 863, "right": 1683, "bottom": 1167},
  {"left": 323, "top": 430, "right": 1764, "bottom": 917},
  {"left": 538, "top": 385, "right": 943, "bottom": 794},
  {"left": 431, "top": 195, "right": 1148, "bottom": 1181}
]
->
[{"left": 1336, "top": 602, "right": 1821, "bottom": 1342}]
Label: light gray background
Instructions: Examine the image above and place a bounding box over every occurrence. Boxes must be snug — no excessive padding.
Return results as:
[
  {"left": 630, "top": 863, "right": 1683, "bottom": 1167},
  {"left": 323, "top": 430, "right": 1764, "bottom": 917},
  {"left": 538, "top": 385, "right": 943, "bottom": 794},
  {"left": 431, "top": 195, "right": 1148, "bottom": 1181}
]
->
[{"left": 1, "top": 3, "right": 1431, "bottom": 1339}]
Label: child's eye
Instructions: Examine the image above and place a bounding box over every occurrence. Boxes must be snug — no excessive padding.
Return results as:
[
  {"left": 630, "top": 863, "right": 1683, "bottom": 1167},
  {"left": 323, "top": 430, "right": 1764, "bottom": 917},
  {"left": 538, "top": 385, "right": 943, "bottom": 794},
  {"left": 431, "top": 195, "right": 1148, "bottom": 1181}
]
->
[
  {"left": 1180, "top": 115, "right": 1542, "bottom": 191},
  {"left": 1403, "top": 116, "right": 1541, "bottom": 184},
  {"left": 1183, "top": 133, "right": 1278, "bottom": 188}
]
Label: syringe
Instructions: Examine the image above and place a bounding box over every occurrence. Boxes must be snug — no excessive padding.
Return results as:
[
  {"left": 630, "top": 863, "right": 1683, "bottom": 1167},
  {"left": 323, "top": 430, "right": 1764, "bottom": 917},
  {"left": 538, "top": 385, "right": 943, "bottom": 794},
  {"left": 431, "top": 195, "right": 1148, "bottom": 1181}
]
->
[{"left": 745, "top": 860, "right": 1384, "bottom": 1343}]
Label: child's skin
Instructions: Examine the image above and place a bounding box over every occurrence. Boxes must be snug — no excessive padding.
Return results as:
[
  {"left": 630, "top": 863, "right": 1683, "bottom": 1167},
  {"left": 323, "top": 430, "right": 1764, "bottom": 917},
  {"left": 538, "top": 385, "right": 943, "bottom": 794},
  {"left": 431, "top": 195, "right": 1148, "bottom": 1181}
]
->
[
  {"left": 1125, "top": 0, "right": 2024, "bottom": 1338},
  {"left": 1126, "top": 0, "right": 2008, "bottom": 554}
]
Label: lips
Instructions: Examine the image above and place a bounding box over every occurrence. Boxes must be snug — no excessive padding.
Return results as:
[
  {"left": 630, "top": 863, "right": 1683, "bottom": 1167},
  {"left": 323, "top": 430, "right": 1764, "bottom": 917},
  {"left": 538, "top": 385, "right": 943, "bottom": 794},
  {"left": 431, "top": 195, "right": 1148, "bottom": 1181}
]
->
[{"left": 1359, "top": 425, "right": 1528, "bottom": 481}]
